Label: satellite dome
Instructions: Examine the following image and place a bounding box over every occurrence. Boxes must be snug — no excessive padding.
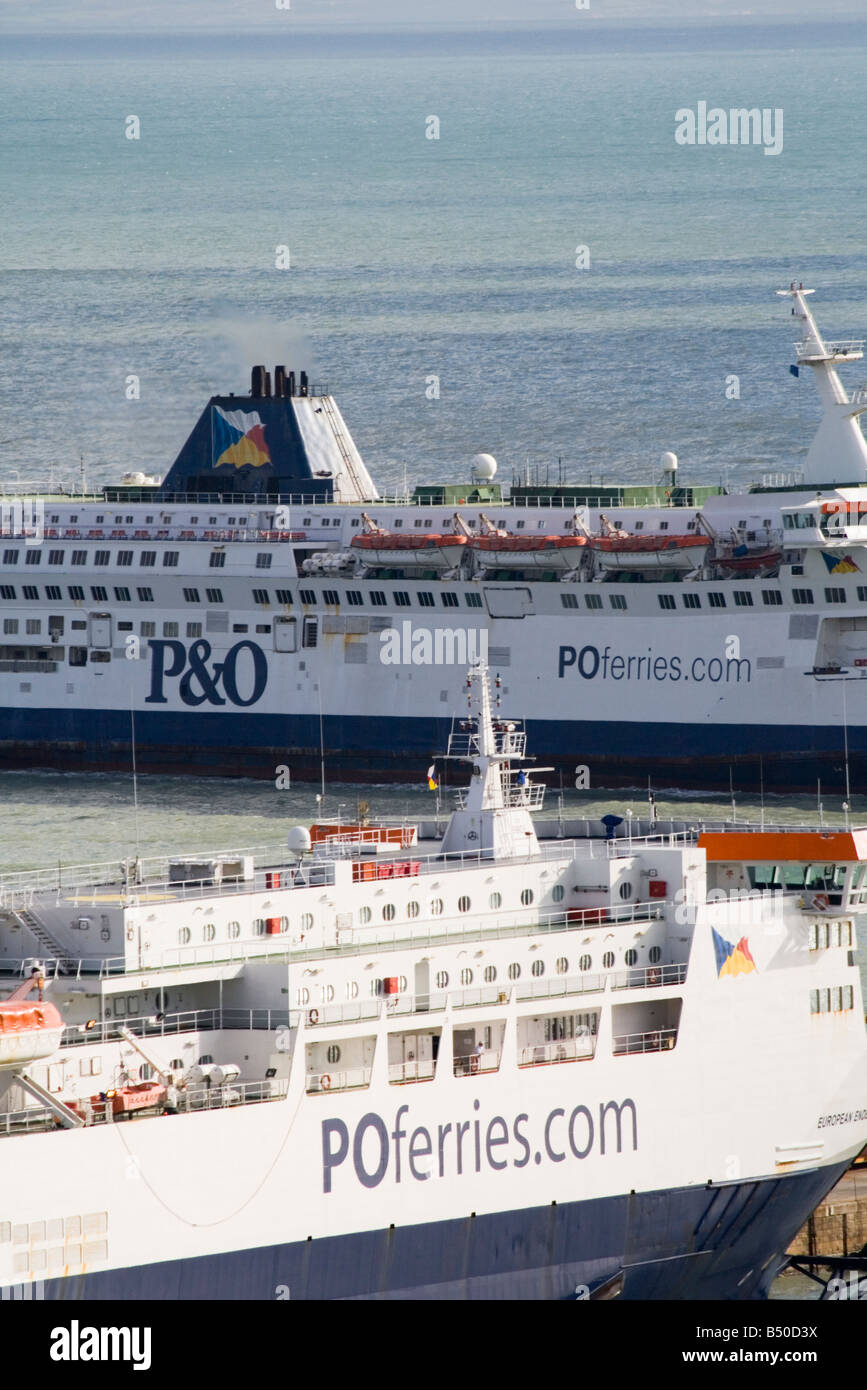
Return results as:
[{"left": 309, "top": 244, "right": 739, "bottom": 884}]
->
[
  {"left": 287, "top": 825, "right": 312, "bottom": 855},
  {"left": 660, "top": 451, "right": 678, "bottom": 473},
  {"left": 471, "top": 453, "right": 498, "bottom": 482}
]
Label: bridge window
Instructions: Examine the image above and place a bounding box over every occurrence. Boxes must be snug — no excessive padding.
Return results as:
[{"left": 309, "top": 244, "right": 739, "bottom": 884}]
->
[
  {"left": 395, "top": 591, "right": 411, "bottom": 606},
  {"left": 441, "top": 593, "right": 459, "bottom": 608},
  {"left": 252, "top": 589, "right": 270, "bottom": 605},
  {"left": 561, "top": 593, "right": 579, "bottom": 609},
  {"left": 136, "top": 587, "right": 154, "bottom": 602},
  {"left": 140, "top": 551, "right": 156, "bottom": 567},
  {"left": 209, "top": 552, "right": 226, "bottom": 568},
  {"left": 708, "top": 592, "right": 726, "bottom": 608},
  {"left": 418, "top": 592, "right": 435, "bottom": 607},
  {"left": 682, "top": 593, "right": 700, "bottom": 609},
  {"left": 825, "top": 587, "right": 845, "bottom": 603},
  {"left": 183, "top": 587, "right": 200, "bottom": 602},
  {"left": 610, "top": 594, "right": 627, "bottom": 611},
  {"left": 163, "top": 551, "right": 179, "bottom": 567},
  {"left": 113, "top": 587, "right": 130, "bottom": 602},
  {"left": 71, "top": 550, "right": 87, "bottom": 566},
  {"left": 733, "top": 592, "right": 753, "bottom": 607},
  {"left": 465, "top": 592, "right": 483, "bottom": 608},
  {"left": 256, "top": 553, "right": 273, "bottom": 569},
  {"left": 762, "top": 590, "right": 783, "bottom": 606}
]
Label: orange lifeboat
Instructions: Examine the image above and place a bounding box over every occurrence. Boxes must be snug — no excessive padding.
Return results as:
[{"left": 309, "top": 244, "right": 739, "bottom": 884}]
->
[{"left": 0, "top": 1000, "right": 64, "bottom": 1069}]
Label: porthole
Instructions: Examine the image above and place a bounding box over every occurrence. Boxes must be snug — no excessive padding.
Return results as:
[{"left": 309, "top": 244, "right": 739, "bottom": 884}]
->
[
  {"left": 489, "top": 892, "right": 502, "bottom": 909},
  {"left": 552, "top": 884, "right": 565, "bottom": 903},
  {"left": 253, "top": 918, "right": 266, "bottom": 936},
  {"left": 279, "top": 916, "right": 289, "bottom": 934},
  {"left": 618, "top": 882, "right": 633, "bottom": 901},
  {"left": 399, "top": 975, "right": 407, "bottom": 991},
  {"left": 322, "top": 984, "right": 335, "bottom": 1003},
  {"left": 295, "top": 987, "right": 309, "bottom": 1006},
  {"left": 484, "top": 965, "right": 497, "bottom": 983},
  {"left": 170, "top": 1058, "right": 183, "bottom": 1072},
  {"left": 555, "top": 956, "right": 568, "bottom": 974},
  {"left": 198, "top": 1054, "right": 214, "bottom": 1065},
  {"left": 359, "top": 906, "right": 372, "bottom": 924},
  {"left": 508, "top": 962, "right": 521, "bottom": 980},
  {"left": 579, "top": 954, "right": 592, "bottom": 971},
  {"left": 435, "top": 970, "right": 449, "bottom": 988},
  {"left": 203, "top": 924, "right": 215, "bottom": 942},
  {"left": 649, "top": 946, "right": 661, "bottom": 963},
  {"left": 531, "top": 959, "right": 544, "bottom": 977},
  {"left": 345, "top": 981, "right": 359, "bottom": 1000},
  {"left": 382, "top": 904, "right": 396, "bottom": 921},
  {"left": 460, "top": 968, "right": 474, "bottom": 985},
  {"left": 625, "top": 948, "right": 638, "bottom": 966},
  {"left": 458, "top": 895, "right": 471, "bottom": 913},
  {"left": 430, "top": 898, "right": 444, "bottom": 917},
  {"left": 602, "top": 951, "right": 615, "bottom": 968},
  {"left": 178, "top": 927, "right": 191, "bottom": 945},
  {"left": 300, "top": 913, "right": 314, "bottom": 930},
  {"left": 326, "top": 1045, "right": 341, "bottom": 1065},
  {"left": 520, "top": 888, "right": 534, "bottom": 906},
  {"left": 228, "top": 921, "right": 240, "bottom": 939},
  {"left": 407, "top": 901, "right": 420, "bottom": 918}
]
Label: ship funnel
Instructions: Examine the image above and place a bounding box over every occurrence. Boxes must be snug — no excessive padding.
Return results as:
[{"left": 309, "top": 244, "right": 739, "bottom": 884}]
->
[
  {"left": 274, "top": 365, "right": 287, "bottom": 398},
  {"left": 251, "top": 365, "right": 267, "bottom": 398},
  {"left": 299, "top": 370, "right": 309, "bottom": 397}
]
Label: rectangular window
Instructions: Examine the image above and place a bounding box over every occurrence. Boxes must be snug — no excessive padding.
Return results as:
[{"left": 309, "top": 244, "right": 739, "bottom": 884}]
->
[
  {"left": 162, "top": 622, "right": 179, "bottom": 637},
  {"left": 658, "top": 594, "right": 676, "bottom": 610},
  {"left": 844, "top": 985, "right": 854, "bottom": 1010},
  {"left": 3, "top": 618, "right": 18, "bottom": 634},
  {"left": 25, "top": 550, "right": 41, "bottom": 565},
  {"left": 858, "top": 586, "right": 867, "bottom": 602},
  {"left": 371, "top": 591, "right": 387, "bottom": 606},
  {"left": 256, "top": 623, "right": 272, "bottom": 634},
  {"left": 94, "top": 550, "right": 110, "bottom": 566},
  {"left": 561, "top": 593, "right": 579, "bottom": 609},
  {"left": 186, "top": 622, "right": 202, "bottom": 638},
  {"left": 114, "top": 587, "right": 131, "bottom": 602},
  {"left": 90, "top": 586, "right": 108, "bottom": 601},
  {"left": 255, "top": 553, "right": 272, "bottom": 569},
  {"left": 584, "top": 594, "right": 603, "bottom": 610},
  {"left": 682, "top": 593, "right": 700, "bottom": 609},
  {"left": 610, "top": 594, "right": 627, "bottom": 611},
  {"left": 205, "top": 588, "right": 223, "bottom": 604},
  {"left": 137, "top": 587, "right": 154, "bottom": 602},
  {"left": 183, "top": 588, "right": 200, "bottom": 603},
  {"left": 418, "top": 592, "right": 435, "bottom": 607},
  {"left": 140, "top": 621, "right": 156, "bottom": 637},
  {"left": 25, "top": 618, "right": 41, "bottom": 635},
  {"left": 117, "top": 551, "right": 133, "bottom": 567},
  {"left": 302, "top": 616, "right": 318, "bottom": 648},
  {"left": 22, "top": 585, "right": 38, "bottom": 600},
  {"left": 3, "top": 549, "right": 19, "bottom": 564},
  {"left": 299, "top": 589, "right": 316, "bottom": 605},
  {"left": 322, "top": 589, "right": 339, "bottom": 605},
  {"left": 825, "top": 587, "right": 846, "bottom": 603},
  {"left": 734, "top": 592, "right": 753, "bottom": 607},
  {"left": 252, "top": 588, "right": 270, "bottom": 605},
  {"left": 762, "top": 590, "right": 783, "bottom": 606},
  {"left": 139, "top": 551, "right": 156, "bottom": 568},
  {"left": 792, "top": 589, "right": 814, "bottom": 605},
  {"left": 68, "top": 585, "right": 85, "bottom": 601},
  {"left": 46, "top": 585, "right": 62, "bottom": 600},
  {"left": 441, "top": 592, "right": 459, "bottom": 608},
  {"left": 395, "top": 592, "right": 411, "bottom": 607},
  {"left": 209, "top": 552, "right": 226, "bottom": 569},
  {"left": 0, "top": 585, "right": 15, "bottom": 600},
  {"left": 48, "top": 550, "right": 64, "bottom": 565},
  {"left": 71, "top": 550, "right": 87, "bottom": 566},
  {"left": 69, "top": 647, "right": 87, "bottom": 667},
  {"left": 275, "top": 589, "right": 293, "bottom": 605},
  {"left": 162, "top": 551, "right": 179, "bottom": 567},
  {"left": 465, "top": 592, "right": 483, "bottom": 608},
  {"left": 346, "top": 591, "right": 363, "bottom": 606}
]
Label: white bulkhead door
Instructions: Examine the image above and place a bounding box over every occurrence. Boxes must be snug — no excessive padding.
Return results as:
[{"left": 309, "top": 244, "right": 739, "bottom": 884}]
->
[
  {"left": 89, "top": 612, "right": 112, "bottom": 649},
  {"left": 274, "top": 617, "right": 297, "bottom": 652}
]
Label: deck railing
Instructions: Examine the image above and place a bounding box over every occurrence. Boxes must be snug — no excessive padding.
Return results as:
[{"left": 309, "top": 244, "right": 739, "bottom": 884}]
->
[
  {"left": 612, "top": 1028, "right": 678, "bottom": 1056},
  {"left": 519, "top": 1037, "right": 595, "bottom": 1066}
]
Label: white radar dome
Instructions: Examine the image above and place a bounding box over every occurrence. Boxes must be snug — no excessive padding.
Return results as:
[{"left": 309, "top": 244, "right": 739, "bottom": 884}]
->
[
  {"left": 660, "top": 451, "right": 678, "bottom": 474},
  {"left": 287, "top": 825, "right": 312, "bottom": 855},
  {"left": 471, "top": 453, "right": 498, "bottom": 482}
]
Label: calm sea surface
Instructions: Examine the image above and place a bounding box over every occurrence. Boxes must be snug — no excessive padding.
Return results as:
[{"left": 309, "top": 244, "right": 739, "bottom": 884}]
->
[{"left": 2, "top": 19, "right": 865, "bottom": 1302}]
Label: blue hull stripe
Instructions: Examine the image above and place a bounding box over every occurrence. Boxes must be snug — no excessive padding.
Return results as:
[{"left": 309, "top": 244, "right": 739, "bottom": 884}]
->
[
  {"left": 0, "top": 706, "right": 864, "bottom": 790},
  {"left": 44, "top": 1163, "right": 847, "bottom": 1301}
]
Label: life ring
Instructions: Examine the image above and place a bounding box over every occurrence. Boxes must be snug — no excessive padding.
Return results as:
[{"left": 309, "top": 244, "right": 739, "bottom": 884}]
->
[
  {"left": 647, "top": 967, "right": 662, "bottom": 986},
  {"left": 308, "top": 1008, "right": 319, "bottom": 1026},
  {"left": 126, "top": 927, "right": 134, "bottom": 942},
  {"left": 320, "top": 1074, "right": 331, "bottom": 1091},
  {"left": 811, "top": 893, "right": 830, "bottom": 912}
]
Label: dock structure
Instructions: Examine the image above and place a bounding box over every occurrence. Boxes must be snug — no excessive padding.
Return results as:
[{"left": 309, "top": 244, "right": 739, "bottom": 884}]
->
[{"left": 786, "top": 1156, "right": 867, "bottom": 1295}]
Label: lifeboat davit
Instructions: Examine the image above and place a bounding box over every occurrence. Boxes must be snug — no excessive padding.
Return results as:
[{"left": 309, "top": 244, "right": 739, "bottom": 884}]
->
[
  {"left": 591, "top": 533, "right": 710, "bottom": 573},
  {"left": 715, "top": 547, "right": 782, "bottom": 576},
  {"left": 350, "top": 532, "right": 468, "bottom": 571},
  {"left": 471, "top": 534, "right": 588, "bottom": 571},
  {"left": 0, "top": 1000, "right": 64, "bottom": 1069}
]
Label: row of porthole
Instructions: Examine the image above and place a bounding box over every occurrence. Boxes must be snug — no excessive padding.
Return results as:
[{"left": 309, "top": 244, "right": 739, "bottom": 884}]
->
[
  {"left": 357, "top": 885, "right": 560, "bottom": 926},
  {"left": 432, "top": 945, "right": 662, "bottom": 988},
  {"left": 176, "top": 914, "right": 316, "bottom": 945}
]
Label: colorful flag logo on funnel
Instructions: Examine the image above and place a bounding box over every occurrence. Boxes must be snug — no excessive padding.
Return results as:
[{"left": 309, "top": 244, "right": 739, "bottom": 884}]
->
[
  {"left": 712, "top": 928, "right": 757, "bottom": 978},
  {"left": 212, "top": 406, "right": 271, "bottom": 470},
  {"left": 821, "top": 551, "right": 860, "bottom": 575}
]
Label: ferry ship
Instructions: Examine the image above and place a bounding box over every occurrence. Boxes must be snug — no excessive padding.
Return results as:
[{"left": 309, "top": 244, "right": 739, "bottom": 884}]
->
[
  {"left": 2, "top": 284, "right": 867, "bottom": 790},
  {"left": 0, "top": 665, "right": 865, "bottom": 1300}
]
